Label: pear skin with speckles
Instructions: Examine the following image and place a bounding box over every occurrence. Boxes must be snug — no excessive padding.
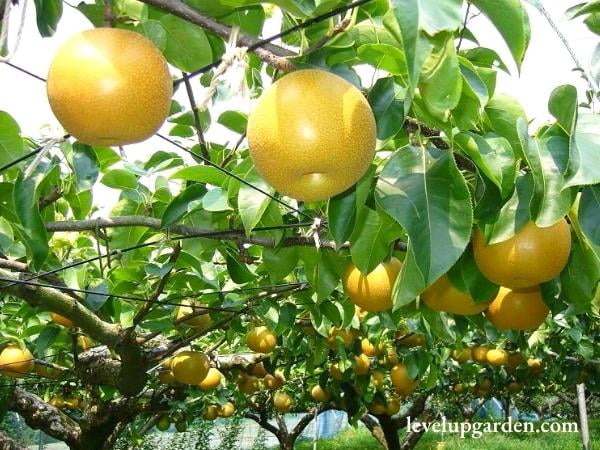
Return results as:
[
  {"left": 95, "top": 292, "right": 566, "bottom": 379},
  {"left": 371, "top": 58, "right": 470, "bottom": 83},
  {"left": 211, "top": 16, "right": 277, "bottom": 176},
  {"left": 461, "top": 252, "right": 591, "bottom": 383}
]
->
[
  {"left": 247, "top": 69, "right": 376, "bottom": 202},
  {"left": 47, "top": 28, "right": 172, "bottom": 147}
]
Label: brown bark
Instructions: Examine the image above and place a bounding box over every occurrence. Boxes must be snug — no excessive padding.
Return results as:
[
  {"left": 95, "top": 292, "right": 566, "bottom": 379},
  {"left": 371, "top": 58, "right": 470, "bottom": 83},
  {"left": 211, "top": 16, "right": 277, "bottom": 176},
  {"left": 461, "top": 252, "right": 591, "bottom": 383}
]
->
[
  {"left": 0, "top": 432, "right": 27, "bottom": 450},
  {"left": 8, "top": 387, "right": 81, "bottom": 448}
]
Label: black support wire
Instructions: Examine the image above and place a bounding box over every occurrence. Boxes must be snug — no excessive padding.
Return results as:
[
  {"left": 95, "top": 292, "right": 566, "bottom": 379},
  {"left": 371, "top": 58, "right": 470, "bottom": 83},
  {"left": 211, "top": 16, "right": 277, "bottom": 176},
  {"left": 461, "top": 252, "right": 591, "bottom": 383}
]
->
[{"left": 0, "top": 136, "right": 69, "bottom": 174}]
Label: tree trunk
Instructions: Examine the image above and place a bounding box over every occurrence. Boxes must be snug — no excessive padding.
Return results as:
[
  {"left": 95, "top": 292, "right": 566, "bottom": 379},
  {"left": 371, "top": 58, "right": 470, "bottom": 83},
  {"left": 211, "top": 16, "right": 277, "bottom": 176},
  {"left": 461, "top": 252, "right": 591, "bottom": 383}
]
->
[
  {"left": 399, "top": 411, "right": 433, "bottom": 450},
  {"left": 277, "top": 435, "right": 294, "bottom": 450},
  {"left": 378, "top": 415, "right": 401, "bottom": 450}
]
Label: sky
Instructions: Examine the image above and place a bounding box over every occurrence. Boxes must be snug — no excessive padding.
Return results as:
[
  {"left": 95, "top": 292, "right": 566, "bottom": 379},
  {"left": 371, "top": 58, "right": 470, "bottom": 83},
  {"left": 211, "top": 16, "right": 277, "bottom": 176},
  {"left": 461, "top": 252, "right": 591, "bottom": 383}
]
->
[{"left": 0, "top": 1, "right": 598, "bottom": 211}]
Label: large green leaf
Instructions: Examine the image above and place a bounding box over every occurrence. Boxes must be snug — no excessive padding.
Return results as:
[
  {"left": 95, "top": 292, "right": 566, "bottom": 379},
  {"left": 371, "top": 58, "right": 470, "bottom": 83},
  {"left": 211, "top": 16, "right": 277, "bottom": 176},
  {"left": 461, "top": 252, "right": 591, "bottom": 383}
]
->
[
  {"left": 71, "top": 143, "right": 99, "bottom": 190},
  {"left": 447, "top": 245, "right": 499, "bottom": 302},
  {"left": 579, "top": 186, "right": 600, "bottom": 247},
  {"left": 484, "top": 94, "right": 527, "bottom": 153},
  {"left": 419, "top": 34, "right": 463, "bottom": 118},
  {"left": 161, "top": 184, "right": 207, "bottom": 227},
  {"left": 565, "top": 113, "right": 600, "bottom": 188},
  {"left": 13, "top": 176, "right": 48, "bottom": 270},
  {"left": 548, "top": 85, "right": 578, "bottom": 135},
  {"left": 376, "top": 146, "right": 473, "bottom": 307},
  {"left": 349, "top": 208, "right": 403, "bottom": 274},
  {"left": 159, "top": 15, "right": 213, "bottom": 72},
  {"left": 367, "top": 77, "right": 406, "bottom": 140},
  {"left": 101, "top": 169, "right": 138, "bottom": 190},
  {"left": 455, "top": 132, "right": 516, "bottom": 199},
  {"left": 0, "top": 112, "right": 24, "bottom": 169},
  {"left": 480, "top": 173, "right": 533, "bottom": 244},
  {"left": 238, "top": 167, "right": 273, "bottom": 235},
  {"left": 170, "top": 166, "right": 227, "bottom": 187},
  {"left": 561, "top": 238, "right": 600, "bottom": 313},
  {"left": 356, "top": 44, "right": 408, "bottom": 76},
  {"left": 517, "top": 120, "right": 576, "bottom": 226},
  {"left": 328, "top": 186, "right": 357, "bottom": 247},
  {"left": 33, "top": 0, "right": 63, "bottom": 37},
  {"left": 469, "top": 0, "right": 531, "bottom": 70}
]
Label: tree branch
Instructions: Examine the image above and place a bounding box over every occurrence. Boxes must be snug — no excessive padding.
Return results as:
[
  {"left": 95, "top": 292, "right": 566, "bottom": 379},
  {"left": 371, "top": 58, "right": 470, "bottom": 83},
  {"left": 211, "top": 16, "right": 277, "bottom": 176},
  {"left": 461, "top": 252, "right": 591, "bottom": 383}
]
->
[
  {"left": 45, "top": 217, "right": 407, "bottom": 251},
  {"left": 137, "top": 0, "right": 295, "bottom": 71},
  {"left": 8, "top": 387, "right": 81, "bottom": 448},
  {"left": 244, "top": 411, "right": 281, "bottom": 437},
  {"left": 0, "top": 431, "right": 28, "bottom": 450},
  {"left": 0, "top": 268, "right": 119, "bottom": 346}
]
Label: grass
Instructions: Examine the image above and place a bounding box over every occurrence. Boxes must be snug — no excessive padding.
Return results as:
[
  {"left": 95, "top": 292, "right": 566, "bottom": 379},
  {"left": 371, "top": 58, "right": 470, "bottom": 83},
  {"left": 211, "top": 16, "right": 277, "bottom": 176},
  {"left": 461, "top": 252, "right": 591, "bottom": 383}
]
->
[{"left": 293, "top": 419, "right": 600, "bottom": 450}]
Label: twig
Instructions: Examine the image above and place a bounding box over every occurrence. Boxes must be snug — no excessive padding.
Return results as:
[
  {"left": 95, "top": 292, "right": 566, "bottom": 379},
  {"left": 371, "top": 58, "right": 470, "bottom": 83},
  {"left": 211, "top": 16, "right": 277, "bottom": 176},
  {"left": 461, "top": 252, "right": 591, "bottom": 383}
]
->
[{"left": 182, "top": 72, "right": 210, "bottom": 160}]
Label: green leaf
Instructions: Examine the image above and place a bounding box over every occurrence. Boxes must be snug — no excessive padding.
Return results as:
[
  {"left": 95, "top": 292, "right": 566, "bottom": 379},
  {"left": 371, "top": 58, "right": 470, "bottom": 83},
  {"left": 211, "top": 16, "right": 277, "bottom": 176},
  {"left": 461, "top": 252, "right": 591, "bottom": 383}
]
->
[
  {"left": 14, "top": 175, "right": 48, "bottom": 270},
  {"left": 71, "top": 142, "right": 99, "bottom": 190},
  {"left": 455, "top": 132, "right": 516, "bottom": 199},
  {"left": 202, "top": 187, "right": 232, "bottom": 212},
  {"left": 420, "top": 34, "right": 463, "bottom": 118},
  {"left": 480, "top": 173, "right": 533, "bottom": 244},
  {"left": 218, "top": 111, "right": 248, "bottom": 135},
  {"left": 460, "top": 47, "right": 509, "bottom": 72},
  {"left": 161, "top": 184, "right": 206, "bottom": 227},
  {"left": 367, "top": 77, "right": 406, "bottom": 140},
  {"left": 447, "top": 246, "right": 499, "bottom": 302},
  {"left": 469, "top": 0, "right": 531, "bottom": 70},
  {"left": 328, "top": 186, "right": 357, "bottom": 247},
  {"left": 561, "top": 238, "right": 600, "bottom": 314},
  {"left": 579, "top": 186, "right": 600, "bottom": 247},
  {"left": 136, "top": 20, "right": 168, "bottom": 51},
  {"left": 159, "top": 15, "right": 213, "bottom": 72},
  {"left": 36, "top": 326, "right": 59, "bottom": 356},
  {"left": 0, "top": 112, "right": 24, "bottom": 170},
  {"left": 349, "top": 208, "right": 403, "bottom": 274},
  {"left": 376, "top": 146, "right": 473, "bottom": 307},
  {"left": 170, "top": 166, "right": 227, "bottom": 187},
  {"left": 384, "top": 1, "right": 435, "bottom": 109},
  {"left": 262, "top": 247, "right": 299, "bottom": 281},
  {"left": 484, "top": 94, "right": 528, "bottom": 153},
  {"left": 33, "top": 0, "right": 63, "bottom": 37},
  {"left": 301, "top": 249, "right": 342, "bottom": 301},
  {"left": 517, "top": 121, "right": 576, "bottom": 227},
  {"left": 238, "top": 167, "right": 273, "bottom": 235},
  {"left": 85, "top": 282, "right": 110, "bottom": 311},
  {"left": 101, "top": 169, "right": 138, "bottom": 190},
  {"left": 356, "top": 44, "right": 408, "bottom": 75},
  {"left": 548, "top": 85, "right": 578, "bottom": 135},
  {"left": 565, "top": 113, "right": 600, "bottom": 188},
  {"left": 225, "top": 254, "right": 256, "bottom": 284}
]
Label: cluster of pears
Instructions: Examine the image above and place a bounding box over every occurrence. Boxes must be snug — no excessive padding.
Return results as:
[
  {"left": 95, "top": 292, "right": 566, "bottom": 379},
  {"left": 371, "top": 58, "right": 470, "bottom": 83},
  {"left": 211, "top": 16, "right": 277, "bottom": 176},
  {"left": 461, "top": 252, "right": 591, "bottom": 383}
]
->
[
  {"left": 343, "top": 218, "right": 571, "bottom": 333},
  {"left": 323, "top": 327, "right": 419, "bottom": 411}
]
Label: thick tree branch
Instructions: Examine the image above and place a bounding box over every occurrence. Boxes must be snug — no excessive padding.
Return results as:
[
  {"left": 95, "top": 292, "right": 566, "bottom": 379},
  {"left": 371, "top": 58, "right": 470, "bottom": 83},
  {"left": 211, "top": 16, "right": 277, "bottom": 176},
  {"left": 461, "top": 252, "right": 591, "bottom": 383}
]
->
[
  {"left": 8, "top": 387, "right": 81, "bottom": 448},
  {"left": 0, "top": 258, "right": 82, "bottom": 301},
  {"left": 360, "top": 414, "right": 388, "bottom": 449},
  {"left": 0, "top": 269, "right": 147, "bottom": 395},
  {"left": 244, "top": 411, "right": 281, "bottom": 437},
  {"left": 137, "top": 0, "right": 295, "bottom": 71},
  {"left": 0, "top": 268, "right": 119, "bottom": 346}
]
